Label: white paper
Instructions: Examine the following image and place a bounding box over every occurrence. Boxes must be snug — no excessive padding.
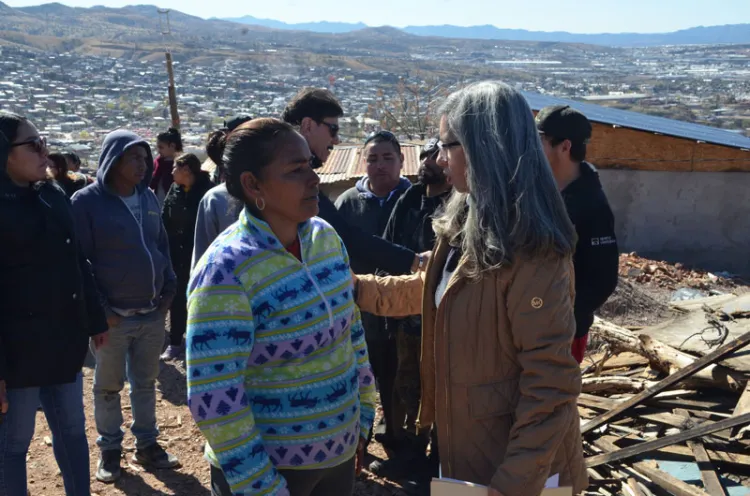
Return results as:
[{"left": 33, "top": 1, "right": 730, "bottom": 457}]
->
[{"left": 544, "top": 473, "right": 560, "bottom": 488}]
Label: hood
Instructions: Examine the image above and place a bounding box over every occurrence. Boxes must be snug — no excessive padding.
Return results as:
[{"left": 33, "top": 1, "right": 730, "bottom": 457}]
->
[
  {"left": 96, "top": 130, "right": 153, "bottom": 192},
  {"left": 355, "top": 176, "right": 412, "bottom": 200}
]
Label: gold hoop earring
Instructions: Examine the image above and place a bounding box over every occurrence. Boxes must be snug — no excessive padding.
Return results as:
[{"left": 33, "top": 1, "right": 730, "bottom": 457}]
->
[{"left": 255, "top": 197, "right": 266, "bottom": 211}]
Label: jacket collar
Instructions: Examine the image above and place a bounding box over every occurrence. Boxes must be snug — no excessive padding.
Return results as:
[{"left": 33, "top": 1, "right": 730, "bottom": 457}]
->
[{"left": 239, "top": 207, "right": 313, "bottom": 254}]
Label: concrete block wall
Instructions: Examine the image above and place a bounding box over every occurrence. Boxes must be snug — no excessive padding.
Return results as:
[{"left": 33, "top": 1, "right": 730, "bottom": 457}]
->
[{"left": 598, "top": 170, "right": 750, "bottom": 276}]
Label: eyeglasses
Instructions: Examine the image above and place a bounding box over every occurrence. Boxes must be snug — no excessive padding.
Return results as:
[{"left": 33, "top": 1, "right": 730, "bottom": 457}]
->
[
  {"left": 319, "top": 121, "right": 340, "bottom": 138},
  {"left": 437, "top": 140, "right": 461, "bottom": 153},
  {"left": 10, "top": 137, "right": 47, "bottom": 154}
]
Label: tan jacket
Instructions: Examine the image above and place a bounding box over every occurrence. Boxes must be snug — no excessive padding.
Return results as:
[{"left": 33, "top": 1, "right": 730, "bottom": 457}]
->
[{"left": 356, "top": 241, "right": 588, "bottom": 496}]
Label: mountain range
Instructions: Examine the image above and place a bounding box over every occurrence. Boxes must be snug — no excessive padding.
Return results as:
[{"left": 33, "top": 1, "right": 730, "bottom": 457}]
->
[{"left": 224, "top": 16, "right": 750, "bottom": 46}]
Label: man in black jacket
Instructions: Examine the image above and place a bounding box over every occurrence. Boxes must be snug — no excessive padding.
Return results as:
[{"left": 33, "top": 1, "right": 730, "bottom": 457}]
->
[
  {"left": 537, "top": 105, "right": 619, "bottom": 362},
  {"left": 281, "top": 88, "right": 428, "bottom": 275},
  {"left": 335, "top": 131, "right": 412, "bottom": 453},
  {"left": 374, "top": 139, "right": 451, "bottom": 484}
]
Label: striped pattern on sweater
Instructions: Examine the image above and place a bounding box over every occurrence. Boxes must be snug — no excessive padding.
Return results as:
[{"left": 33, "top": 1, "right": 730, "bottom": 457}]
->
[{"left": 186, "top": 208, "right": 376, "bottom": 496}]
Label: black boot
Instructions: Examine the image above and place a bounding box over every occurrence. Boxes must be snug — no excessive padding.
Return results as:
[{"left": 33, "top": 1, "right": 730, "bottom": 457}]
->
[{"left": 95, "top": 450, "right": 122, "bottom": 483}]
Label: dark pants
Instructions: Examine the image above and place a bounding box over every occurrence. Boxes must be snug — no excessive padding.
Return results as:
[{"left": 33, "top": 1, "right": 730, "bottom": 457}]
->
[
  {"left": 367, "top": 334, "right": 399, "bottom": 442},
  {"left": 210, "top": 457, "right": 355, "bottom": 496},
  {"left": 0, "top": 374, "right": 90, "bottom": 496},
  {"left": 169, "top": 276, "right": 188, "bottom": 346}
]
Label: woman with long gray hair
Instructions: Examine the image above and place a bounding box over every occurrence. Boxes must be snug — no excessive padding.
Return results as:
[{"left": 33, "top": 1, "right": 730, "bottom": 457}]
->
[{"left": 353, "top": 81, "right": 587, "bottom": 495}]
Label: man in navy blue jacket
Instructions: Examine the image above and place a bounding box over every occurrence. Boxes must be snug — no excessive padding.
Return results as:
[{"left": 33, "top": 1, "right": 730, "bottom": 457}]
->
[{"left": 71, "top": 130, "right": 179, "bottom": 483}]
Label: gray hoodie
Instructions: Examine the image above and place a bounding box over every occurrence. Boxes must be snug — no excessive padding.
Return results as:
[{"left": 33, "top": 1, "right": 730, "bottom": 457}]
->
[{"left": 71, "top": 130, "right": 176, "bottom": 317}]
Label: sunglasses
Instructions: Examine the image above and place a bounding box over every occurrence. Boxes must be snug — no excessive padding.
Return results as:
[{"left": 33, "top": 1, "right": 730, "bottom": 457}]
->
[
  {"left": 319, "top": 121, "right": 340, "bottom": 138},
  {"left": 10, "top": 137, "right": 47, "bottom": 154}
]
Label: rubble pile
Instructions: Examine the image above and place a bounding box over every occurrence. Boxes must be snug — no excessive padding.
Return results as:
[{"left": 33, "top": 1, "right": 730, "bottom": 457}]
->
[
  {"left": 619, "top": 253, "right": 738, "bottom": 290},
  {"left": 581, "top": 296, "right": 750, "bottom": 496}
]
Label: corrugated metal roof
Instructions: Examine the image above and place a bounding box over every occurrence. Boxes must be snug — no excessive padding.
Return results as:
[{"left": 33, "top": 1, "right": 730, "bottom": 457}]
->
[
  {"left": 522, "top": 91, "right": 750, "bottom": 150},
  {"left": 321, "top": 144, "right": 422, "bottom": 184}
]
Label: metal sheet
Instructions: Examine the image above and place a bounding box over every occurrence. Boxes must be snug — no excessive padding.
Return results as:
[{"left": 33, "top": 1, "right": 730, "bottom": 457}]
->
[{"left": 522, "top": 92, "right": 750, "bottom": 150}]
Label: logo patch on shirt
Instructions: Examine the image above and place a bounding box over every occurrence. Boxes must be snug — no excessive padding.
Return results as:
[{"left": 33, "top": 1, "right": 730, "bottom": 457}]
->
[
  {"left": 531, "top": 297, "right": 543, "bottom": 309},
  {"left": 591, "top": 236, "right": 616, "bottom": 246}
]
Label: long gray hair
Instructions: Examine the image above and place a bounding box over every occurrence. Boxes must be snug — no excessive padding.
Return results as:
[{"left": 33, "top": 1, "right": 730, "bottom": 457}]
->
[{"left": 433, "top": 81, "right": 576, "bottom": 279}]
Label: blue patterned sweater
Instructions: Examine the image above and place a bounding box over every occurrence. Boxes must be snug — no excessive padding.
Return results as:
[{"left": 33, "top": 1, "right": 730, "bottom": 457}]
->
[{"left": 186, "top": 208, "right": 376, "bottom": 496}]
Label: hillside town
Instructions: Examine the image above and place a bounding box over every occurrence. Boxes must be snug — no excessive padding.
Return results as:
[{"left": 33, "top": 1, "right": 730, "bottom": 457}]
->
[{"left": 0, "top": 40, "right": 748, "bottom": 166}]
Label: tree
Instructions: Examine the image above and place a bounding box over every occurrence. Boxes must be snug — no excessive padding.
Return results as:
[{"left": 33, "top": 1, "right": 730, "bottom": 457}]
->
[{"left": 370, "top": 75, "right": 448, "bottom": 141}]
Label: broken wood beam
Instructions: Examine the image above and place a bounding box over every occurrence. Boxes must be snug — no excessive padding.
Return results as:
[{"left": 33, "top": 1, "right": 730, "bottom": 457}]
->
[
  {"left": 640, "top": 334, "right": 745, "bottom": 392},
  {"left": 674, "top": 409, "right": 728, "bottom": 496},
  {"left": 633, "top": 461, "right": 711, "bottom": 496},
  {"left": 582, "top": 376, "right": 654, "bottom": 394},
  {"left": 581, "top": 330, "right": 750, "bottom": 435},
  {"left": 592, "top": 318, "right": 745, "bottom": 392},
  {"left": 586, "top": 412, "right": 750, "bottom": 467}
]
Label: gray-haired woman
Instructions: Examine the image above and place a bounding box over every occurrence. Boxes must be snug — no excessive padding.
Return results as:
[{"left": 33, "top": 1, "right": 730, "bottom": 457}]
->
[{"left": 353, "top": 81, "right": 588, "bottom": 496}]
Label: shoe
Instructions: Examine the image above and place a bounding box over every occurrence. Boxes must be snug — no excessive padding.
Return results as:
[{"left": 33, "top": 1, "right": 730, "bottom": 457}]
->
[
  {"left": 133, "top": 443, "right": 180, "bottom": 469},
  {"left": 160, "top": 345, "right": 182, "bottom": 361},
  {"left": 96, "top": 450, "right": 122, "bottom": 483},
  {"left": 369, "top": 450, "right": 427, "bottom": 478}
]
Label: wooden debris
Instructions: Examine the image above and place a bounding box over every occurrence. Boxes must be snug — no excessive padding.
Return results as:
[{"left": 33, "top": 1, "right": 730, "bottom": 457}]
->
[
  {"left": 581, "top": 329, "right": 750, "bottom": 435},
  {"left": 674, "top": 408, "right": 728, "bottom": 496},
  {"left": 586, "top": 412, "right": 750, "bottom": 467},
  {"left": 581, "top": 376, "right": 653, "bottom": 394},
  {"left": 633, "top": 461, "right": 711, "bottom": 496},
  {"left": 591, "top": 318, "right": 745, "bottom": 391}
]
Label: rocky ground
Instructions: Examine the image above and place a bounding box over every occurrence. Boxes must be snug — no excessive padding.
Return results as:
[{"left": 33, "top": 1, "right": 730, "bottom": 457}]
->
[{"left": 23, "top": 253, "right": 749, "bottom": 495}]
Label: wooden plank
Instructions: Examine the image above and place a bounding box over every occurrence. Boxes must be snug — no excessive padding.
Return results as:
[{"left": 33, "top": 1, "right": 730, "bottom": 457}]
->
[
  {"left": 633, "top": 461, "right": 711, "bottom": 496},
  {"left": 675, "top": 409, "right": 728, "bottom": 496},
  {"left": 586, "top": 412, "right": 750, "bottom": 467},
  {"left": 578, "top": 393, "right": 619, "bottom": 411},
  {"left": 627, "top": 478, "right": 646, "bottom": 496},
  {"left": 601, "top": 435, "right": 750, "bottom": 468},
  {"left": 581, "top": 330, "right": 750, "bottom": 435}
]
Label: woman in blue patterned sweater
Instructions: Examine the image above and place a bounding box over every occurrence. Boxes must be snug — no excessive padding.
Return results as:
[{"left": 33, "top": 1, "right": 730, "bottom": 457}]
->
[{"left": 186, "top": 118, "right": 376, "bottom": 496}]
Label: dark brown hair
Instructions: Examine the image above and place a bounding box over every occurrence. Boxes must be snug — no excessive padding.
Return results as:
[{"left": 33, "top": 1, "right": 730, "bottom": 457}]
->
[
  {"left": 206, "top": 129, "right": 227, "bottom": 169},
  {"left": 157, "top": 127, "right": 183, "bottom": 152},
  {"left": 281, "top": 88, "right": 343, "bottom": 126},
  {"left": 175, "top": 152, "right": 209, "bottom": 182},
  {"left": 223, "top": 118, "right": 297, "bottom": 202},
  {"left": 48, "top": 152, "right": 69, "bottom": 183}
]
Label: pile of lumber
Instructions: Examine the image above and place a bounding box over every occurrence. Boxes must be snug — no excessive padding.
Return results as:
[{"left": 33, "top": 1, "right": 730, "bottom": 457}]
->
[
  {"left": 619, "top": 253, "right": 737, "bottom": 290},
  {"left": 579, "top": 317, "right": 750, "bottom": 496}
]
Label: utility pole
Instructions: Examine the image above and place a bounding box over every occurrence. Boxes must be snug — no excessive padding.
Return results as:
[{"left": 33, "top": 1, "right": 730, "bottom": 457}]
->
[{"left": 158, "top": 9, "right": 180, "bottom": 129}]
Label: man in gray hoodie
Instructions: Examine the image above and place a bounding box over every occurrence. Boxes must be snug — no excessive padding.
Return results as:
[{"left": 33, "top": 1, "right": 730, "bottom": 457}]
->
[{"left": 71, "top": 130, "right": 179, "bottom": 483}]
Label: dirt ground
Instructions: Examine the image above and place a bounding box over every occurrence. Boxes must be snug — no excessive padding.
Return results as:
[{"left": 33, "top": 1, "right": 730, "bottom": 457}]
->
[{"left": 25, "top": 356, "right": 411, "bottom": 496}]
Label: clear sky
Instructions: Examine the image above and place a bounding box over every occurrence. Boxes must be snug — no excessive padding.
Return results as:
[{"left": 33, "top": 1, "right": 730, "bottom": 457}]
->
[{"left": 6, "top": 0, "right": 750, "bottom": 33}]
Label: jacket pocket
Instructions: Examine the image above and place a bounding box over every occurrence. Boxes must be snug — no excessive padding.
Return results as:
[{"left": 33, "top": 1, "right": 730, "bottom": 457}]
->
[{"left": 468, "top": 379, "right": 520, "bottom": 420}]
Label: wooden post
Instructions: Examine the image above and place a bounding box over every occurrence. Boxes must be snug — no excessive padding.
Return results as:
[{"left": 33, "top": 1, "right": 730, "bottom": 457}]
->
[{"left": 165, "top": 51, "right": 179, "bottom": 130}]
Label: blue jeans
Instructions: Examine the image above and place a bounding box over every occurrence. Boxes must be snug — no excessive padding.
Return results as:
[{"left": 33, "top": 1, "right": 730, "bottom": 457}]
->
[
  {"left": 93, "top": 311, "right": 165, "bottom": 452},
  {"left": 0, "top": 374, "right": 90, "bottom": 496}
]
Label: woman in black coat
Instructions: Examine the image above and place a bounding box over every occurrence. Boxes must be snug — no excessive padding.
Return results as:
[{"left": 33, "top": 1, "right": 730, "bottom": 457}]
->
[
  {"left": 160, "top": 153, "right": 213, "bottom": 360},
  {"left": 0, "top": 112, "right": 108, "bottom": 496}
]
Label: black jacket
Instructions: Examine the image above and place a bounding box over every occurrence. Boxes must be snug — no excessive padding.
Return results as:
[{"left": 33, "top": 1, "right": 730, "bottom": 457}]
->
[
  {"left": 317, "top": 193, "right": 415, "bottom": 275},
  {"left": 563, "top": 162, "right": 619, "bottom": 338},
  {"left": 383, "top": 182, "right": 450, "bottom": 262},
  {"left": 162, "top": 175, "right": 214, "bottom": 281},
  {"left": 383, "top": 182, "right": 451, "bottom": 335},
  {"left": 0, "top": 180, "right": 108, "bottom": 389}
]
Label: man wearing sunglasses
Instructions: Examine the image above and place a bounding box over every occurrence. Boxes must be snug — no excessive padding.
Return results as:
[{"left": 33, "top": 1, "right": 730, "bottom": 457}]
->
[
  {"left": 281, "top": 88, "right": 427, "bottom": 276},
  {"left": 536, "top": 105, "right": 619, "bottom": 364}
]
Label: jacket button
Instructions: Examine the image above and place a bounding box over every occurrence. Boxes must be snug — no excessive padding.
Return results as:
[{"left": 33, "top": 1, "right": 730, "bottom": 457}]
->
[{"left": 72, "top": 293, "right": 78, "bottom": 299}]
